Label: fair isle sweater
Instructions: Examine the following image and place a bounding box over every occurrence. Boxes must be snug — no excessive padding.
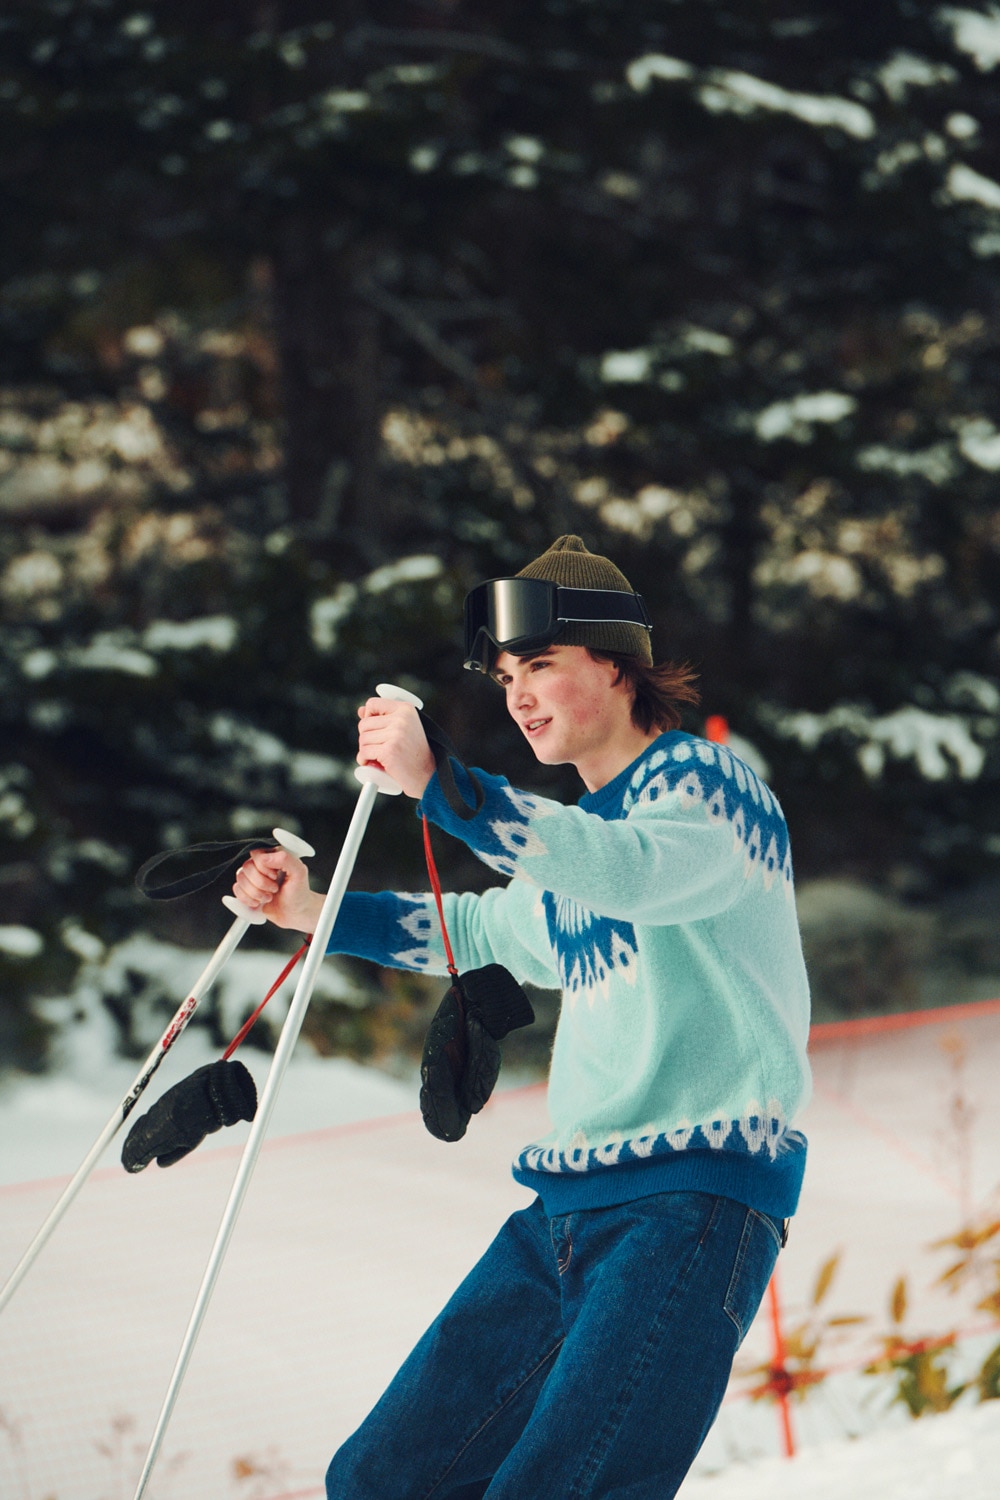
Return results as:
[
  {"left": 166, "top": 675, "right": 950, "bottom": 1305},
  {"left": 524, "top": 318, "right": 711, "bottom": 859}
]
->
[{"left": 327, "top": 731, "right": 812, "bottom": 1220}]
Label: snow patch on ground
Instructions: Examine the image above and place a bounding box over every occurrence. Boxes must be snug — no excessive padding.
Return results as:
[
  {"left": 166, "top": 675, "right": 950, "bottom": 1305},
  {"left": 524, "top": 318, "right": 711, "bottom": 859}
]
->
[
  {"left": 2, "top": 999, "right": 1000, "bottom": 1498},
  {"left": 679, "top": 1400, "right": 1000, "bottom": 1499},
  {"left": 0, "top": 1028, "right": 414, "bottom": 1188}
]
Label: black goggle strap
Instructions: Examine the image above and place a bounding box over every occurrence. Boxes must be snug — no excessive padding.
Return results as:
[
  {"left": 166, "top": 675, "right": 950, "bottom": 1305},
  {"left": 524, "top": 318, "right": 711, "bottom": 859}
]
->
[
  {"left": 553, "top": 587, "right": 652, "bottom": 629},
  {"left": 416, "top": 709, "right": 485, "bottom": 823}
]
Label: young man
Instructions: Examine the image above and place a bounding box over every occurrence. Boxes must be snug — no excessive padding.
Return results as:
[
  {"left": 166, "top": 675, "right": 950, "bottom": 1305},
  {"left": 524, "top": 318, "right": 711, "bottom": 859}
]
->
[{"left": 234, "top": 535, "right": 812, "bottom": 1500}]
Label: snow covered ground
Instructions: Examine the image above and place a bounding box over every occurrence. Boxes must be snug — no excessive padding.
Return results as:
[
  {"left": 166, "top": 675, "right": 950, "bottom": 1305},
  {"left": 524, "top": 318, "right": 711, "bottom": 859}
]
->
[
  {"left": 2, "top": 983, "right": 1000, "bottom": 1500},
  {"left": 680, "top": 1401, "right": 1000, "bottom": 1500}
]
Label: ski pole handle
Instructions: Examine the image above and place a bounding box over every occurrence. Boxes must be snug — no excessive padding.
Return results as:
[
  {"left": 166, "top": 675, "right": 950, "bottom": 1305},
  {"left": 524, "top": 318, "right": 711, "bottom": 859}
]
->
[
  {"left": 0, "top": 828, "right": 312, "bottom": 1319},
  {"left": 376, "top": 682, "right": 424, "bottom": 708},
  {"left": 354, "top": 682, "right": 425, "bottom": 793},
  {"left": 221, "top": 828, "right": 315, "bottom": 921}
]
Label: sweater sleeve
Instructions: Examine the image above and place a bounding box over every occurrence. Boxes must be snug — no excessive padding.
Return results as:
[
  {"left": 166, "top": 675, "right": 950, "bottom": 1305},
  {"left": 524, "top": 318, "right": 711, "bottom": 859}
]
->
[
  {"left": 417, "top": 739, "right": 794, "bottom": 927},
  {"left": 325, "top": 884, "right": 560, "bottom": 989}
]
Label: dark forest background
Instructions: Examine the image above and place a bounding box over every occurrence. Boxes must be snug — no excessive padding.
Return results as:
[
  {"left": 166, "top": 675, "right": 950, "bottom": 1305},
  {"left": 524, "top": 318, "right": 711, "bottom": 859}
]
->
[{"left": 2, "top": 0, "right": 1000, "bottom": 1073}]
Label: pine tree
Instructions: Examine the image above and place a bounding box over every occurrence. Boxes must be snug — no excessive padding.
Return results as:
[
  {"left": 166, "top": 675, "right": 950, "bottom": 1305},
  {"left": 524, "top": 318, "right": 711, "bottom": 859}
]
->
[{"left": 2, "top": 1, "right": 1000, "bottom": 1063}]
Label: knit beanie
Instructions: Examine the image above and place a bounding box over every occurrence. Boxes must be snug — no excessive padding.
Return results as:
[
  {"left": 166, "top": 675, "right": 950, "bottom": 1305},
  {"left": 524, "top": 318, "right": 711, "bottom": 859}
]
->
[{"left": 516, "top": 535, "right": 653, "bottom": 663}]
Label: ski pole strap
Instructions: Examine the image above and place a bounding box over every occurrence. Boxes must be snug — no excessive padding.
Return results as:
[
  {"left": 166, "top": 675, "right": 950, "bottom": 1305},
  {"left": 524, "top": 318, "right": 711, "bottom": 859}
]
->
[
  {"left": 222, "top": 939, "right": 310, "bottom": 1059},
  {"left": 134, "top": 838, "right": 282, "bottom": 901},
  {"left": 422, "top": 816, "right": 459, "bottom": 978},
  {"left": 417, "top": 710, "right": 484, "bottom": 822}
]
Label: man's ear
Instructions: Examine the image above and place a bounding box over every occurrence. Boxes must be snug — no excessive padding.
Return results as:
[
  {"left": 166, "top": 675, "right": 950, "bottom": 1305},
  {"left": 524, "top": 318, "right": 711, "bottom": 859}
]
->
[{"left": 605, "top": 658, "right": 627, "bottom": 691}]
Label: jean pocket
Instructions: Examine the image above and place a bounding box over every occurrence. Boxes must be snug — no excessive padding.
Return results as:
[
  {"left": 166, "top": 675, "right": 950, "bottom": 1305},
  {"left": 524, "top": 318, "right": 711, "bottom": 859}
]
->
[
  {"left": 723, "top": 1208, "right": 781, "bottom": 1347},
  {"left": 754, "top": 1208, "right": 786, "bottom": 1252}
]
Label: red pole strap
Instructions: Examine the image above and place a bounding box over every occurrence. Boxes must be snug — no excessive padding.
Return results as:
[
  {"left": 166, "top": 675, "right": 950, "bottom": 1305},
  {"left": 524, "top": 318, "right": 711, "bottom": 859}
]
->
[
  {"left": 422, "top": 814, "right": 459, "bottom": 978},
  {"left": 222, "top": 941, "right": 310, "bottom": 1060},
  {"left": 222, "top": 814, "right": 461, "bottom": 1063}
]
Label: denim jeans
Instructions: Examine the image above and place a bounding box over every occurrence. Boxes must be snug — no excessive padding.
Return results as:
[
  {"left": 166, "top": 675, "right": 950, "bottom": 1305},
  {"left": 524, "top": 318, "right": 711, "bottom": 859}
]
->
[{"left": 326, "top": 1190, "right": 783, "bottom": 1500}]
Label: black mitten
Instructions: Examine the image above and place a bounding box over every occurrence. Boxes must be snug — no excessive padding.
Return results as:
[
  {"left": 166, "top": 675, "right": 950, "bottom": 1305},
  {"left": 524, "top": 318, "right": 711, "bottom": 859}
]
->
[
  {"left": 121, "top": 1059, "right": 258, "bottom": 1172},
  {"left": 420, "top": 965, "right": 534, "bottom": 1143}
]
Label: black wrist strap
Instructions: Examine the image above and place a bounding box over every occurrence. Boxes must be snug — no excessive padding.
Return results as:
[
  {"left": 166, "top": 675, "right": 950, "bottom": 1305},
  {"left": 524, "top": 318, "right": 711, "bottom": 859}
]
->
[
  {"left": 134, "top": 838, "right": 281, "bottom": 901},
  {"left": 135, "top": 711, "right": 483, "bottom": 896},
  {"left": 417, "top": 710, "right": 484, "bottom": 822}
]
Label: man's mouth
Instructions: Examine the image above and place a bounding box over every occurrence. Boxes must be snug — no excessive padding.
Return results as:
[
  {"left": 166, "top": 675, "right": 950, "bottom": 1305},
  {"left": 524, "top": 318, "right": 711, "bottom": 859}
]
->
[{"left": 524, "top": 718, "right": 551, "bottom": 735}]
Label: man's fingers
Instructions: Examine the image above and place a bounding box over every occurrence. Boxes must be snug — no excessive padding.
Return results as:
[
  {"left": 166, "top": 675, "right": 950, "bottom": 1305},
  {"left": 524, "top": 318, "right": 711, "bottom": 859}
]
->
[
  {"left": 357, "top": 713, "right": 400, "bottom": 768},
  {"left": 357, "top": 698, "right": 387, "bottom": 724},
  {"left": 237, "top": 864, "right": 280, "bottom": 896},
  {"left": 249, "top": 847, "right": 296, "bottom": 873},
  {"left": 233, "top": 867, "right": 276, "bottom": 908},
  {"left": 234, "top": 849, "right": 299, "bottom": 907},
  {"left": 354, "top": 697, "right": 433, "bottom": 799}
]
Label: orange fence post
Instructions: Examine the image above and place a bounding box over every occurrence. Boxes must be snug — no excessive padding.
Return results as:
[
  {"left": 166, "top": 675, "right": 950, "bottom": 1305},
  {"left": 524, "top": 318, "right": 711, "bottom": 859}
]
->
[{"left": 767, "top": 1269, "right": 796, "bottom": 1459}]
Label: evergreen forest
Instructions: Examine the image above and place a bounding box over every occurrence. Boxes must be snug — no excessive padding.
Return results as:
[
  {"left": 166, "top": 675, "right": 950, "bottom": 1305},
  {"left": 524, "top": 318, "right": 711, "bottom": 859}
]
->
[{"left": 2, "top": 0, "right": 1000, "bottom": 1070}]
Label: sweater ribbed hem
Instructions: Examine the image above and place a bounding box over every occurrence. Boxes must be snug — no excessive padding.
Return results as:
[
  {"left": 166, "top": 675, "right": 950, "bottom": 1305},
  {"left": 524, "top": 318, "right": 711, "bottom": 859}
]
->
[{"left": 512, "top": 1140, "right": 807, "bottom": 1219}]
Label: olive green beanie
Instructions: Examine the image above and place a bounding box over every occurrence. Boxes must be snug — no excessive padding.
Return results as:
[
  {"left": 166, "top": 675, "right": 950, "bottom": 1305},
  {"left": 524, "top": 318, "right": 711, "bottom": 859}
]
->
[{"left": 516, "top": 535, "right": 653, "bottom": 663}]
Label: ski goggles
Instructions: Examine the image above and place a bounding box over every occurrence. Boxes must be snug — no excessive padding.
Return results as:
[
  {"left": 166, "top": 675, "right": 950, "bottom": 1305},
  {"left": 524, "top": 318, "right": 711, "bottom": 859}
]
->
[{"left": 463, "top": 577, "right": 652, "bottom": 673}]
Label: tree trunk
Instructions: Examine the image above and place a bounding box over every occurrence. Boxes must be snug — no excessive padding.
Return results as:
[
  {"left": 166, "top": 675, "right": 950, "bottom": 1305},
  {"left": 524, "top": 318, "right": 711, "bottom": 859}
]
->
[
  {"left": 721, "top": 473, "right": 764, "bottom": 648},
  {"left": 270, "top": 215, "right": 384, "bottom": 565}
]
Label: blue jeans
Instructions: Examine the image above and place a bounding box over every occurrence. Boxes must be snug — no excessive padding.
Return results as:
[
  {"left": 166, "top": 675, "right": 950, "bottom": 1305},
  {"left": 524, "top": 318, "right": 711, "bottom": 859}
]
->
[{"left": 326, "top": 1191, "right": 783, "bottom": 1500}]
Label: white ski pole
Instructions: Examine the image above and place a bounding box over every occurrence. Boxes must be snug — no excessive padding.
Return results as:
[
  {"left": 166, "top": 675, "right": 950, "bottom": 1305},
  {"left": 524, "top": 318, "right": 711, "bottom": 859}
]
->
[
  {"left": 130, "top": 684, "right": 423, "bottom": 1500},
  {"left": 0, "top": 827, "right": 315, "bottom": 1318}
]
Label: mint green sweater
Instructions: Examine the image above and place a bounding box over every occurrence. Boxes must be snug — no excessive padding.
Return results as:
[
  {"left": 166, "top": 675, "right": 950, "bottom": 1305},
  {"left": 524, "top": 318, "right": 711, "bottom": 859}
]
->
[{"left": 329, "top": 731, "right": 812, "bottom": 1218}]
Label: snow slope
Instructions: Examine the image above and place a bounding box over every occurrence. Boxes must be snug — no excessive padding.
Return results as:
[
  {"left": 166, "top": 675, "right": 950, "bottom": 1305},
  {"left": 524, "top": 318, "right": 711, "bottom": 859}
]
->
[
  {"left": 680, "top": 1401, "right": 1000, "bottom": 1500},
  {"left": 1, "top": 1001, "right": 999, "bottom": 1499}
]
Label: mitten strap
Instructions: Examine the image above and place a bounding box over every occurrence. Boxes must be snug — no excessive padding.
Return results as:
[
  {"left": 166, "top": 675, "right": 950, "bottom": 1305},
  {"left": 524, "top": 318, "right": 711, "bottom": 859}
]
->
[
  {"left": 422, "top": 815, "right": 459, "bottom": 980},
  {"left": 460, "top": 965, "right": 535, "bottom": 1039}
]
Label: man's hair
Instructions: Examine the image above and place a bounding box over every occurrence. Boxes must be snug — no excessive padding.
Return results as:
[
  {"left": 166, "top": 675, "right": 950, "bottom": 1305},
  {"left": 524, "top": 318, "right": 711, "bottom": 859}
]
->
[{"left": 588, "top": 650, "right": 701, "bottom": 733}]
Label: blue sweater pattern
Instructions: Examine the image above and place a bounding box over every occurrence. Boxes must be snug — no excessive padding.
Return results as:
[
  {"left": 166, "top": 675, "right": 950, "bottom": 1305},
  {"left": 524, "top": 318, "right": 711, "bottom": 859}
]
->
[{"left": 535, "top": 738, "right": 792, "bottom": 1005}]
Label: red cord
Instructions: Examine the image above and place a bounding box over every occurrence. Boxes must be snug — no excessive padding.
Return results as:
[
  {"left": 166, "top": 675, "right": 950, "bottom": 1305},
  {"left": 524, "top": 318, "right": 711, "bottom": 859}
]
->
[
  {"left": 422, "top": 815, "right": 459, "bottom": 977},
  {"left": 222, "top": 939, "right": 310, "bottom": 1059},
  {"left": 223, "top": 818, "right": 456, "bottom": 1060}
]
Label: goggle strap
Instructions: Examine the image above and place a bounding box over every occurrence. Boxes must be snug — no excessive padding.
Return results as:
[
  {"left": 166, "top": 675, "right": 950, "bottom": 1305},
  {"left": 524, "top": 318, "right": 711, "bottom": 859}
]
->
[{"left": 553, "top": 587, "right": 652, "bottom": 628}]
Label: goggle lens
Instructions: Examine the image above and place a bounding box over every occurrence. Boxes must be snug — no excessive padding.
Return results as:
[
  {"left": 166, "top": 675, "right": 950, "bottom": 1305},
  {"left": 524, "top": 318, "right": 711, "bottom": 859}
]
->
[
  {"left": 464, "top": 579, "right": 558, "bottom": 671},
  {"left": 484, "top": 579, "right": 554, "bottom": 643}
]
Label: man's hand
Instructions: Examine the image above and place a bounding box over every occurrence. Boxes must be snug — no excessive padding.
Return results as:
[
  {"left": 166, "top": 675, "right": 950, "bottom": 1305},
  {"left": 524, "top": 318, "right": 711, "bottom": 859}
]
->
[
  {"left": 232, "top": 848, "right": 323, "bottom": 932},
  {"left": 357, "top": 698, "right": 436, "bottom": 799}
]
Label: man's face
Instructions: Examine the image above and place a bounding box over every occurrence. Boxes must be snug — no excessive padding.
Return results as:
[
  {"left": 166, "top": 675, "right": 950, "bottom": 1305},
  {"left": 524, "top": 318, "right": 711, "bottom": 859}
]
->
[{"left": 492, "top": 645, "right": 627, "bottom": 769}]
